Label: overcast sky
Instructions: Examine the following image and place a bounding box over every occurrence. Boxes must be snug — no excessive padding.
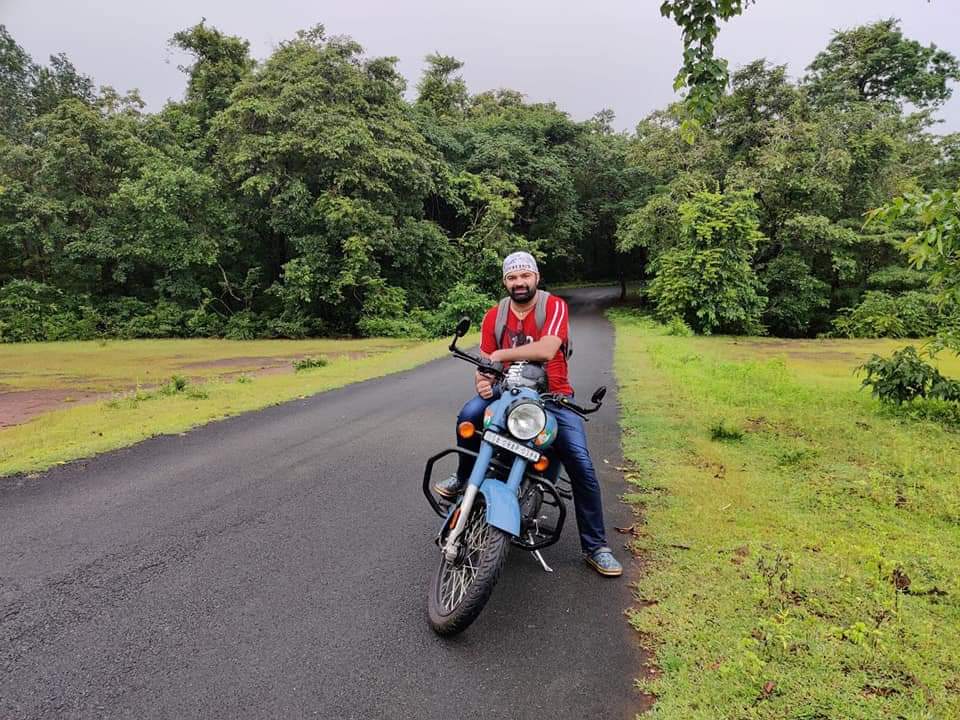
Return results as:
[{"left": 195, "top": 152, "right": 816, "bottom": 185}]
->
[{"left": 3, "top": 0, "right": 959, "bottom": 133}]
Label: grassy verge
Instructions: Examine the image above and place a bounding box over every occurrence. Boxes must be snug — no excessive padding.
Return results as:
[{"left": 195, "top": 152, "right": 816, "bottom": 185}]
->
[
  {"left": 610, "top": 310, "right": 960, "bottom": 719},
  {"left": 0, "top": 336, "right": 416, "bottom": 392},
  {"left": 0, "top": 334, "right": 475, "bottom": 477}
]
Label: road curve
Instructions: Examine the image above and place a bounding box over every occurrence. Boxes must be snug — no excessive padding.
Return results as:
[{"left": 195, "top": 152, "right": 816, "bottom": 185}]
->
[{"left": 1, "top": 286, "right": 645, "bottom": 720}]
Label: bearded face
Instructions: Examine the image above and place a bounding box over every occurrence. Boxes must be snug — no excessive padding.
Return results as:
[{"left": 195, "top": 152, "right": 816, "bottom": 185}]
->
[{"left": 504, "top": 270, "right": 538, "bottom": 304}]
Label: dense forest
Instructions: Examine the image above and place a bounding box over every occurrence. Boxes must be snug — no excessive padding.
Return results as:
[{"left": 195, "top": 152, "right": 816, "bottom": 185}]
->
[{"left": 1, "top": 19, "right": 958, "bottom": 341}]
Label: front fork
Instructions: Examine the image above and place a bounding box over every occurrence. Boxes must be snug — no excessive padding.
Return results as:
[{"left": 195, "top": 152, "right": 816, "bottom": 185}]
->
[{"left": 441, "top": 441, "right": 526, "bottom": 561}]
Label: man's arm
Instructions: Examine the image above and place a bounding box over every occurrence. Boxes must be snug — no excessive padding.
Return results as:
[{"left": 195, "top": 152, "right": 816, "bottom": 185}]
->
[
  {"left": 489, "top": 336, "right": 562, "bottom": 363},
  {"left": 476, "top": 309, "right": 498, "bottom": 398}
]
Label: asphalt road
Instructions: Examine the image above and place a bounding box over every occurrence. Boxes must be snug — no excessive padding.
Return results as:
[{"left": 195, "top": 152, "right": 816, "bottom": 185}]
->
[{"left": 1, "top": 286, "right": 645, "bottom": 720}]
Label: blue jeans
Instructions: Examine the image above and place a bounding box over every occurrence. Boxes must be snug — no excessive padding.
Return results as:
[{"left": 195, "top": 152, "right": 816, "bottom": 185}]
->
[{"left": 455, "top": 392, "right": 609, "bottom": 554}]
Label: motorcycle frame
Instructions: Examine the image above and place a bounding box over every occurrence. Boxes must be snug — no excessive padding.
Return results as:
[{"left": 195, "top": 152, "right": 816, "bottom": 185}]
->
[{"left": 422, "top": 446, "right": 567, "bottom": 551}]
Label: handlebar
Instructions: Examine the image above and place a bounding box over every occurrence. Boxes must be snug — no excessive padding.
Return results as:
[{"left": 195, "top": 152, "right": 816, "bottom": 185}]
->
[
  {"left": 539, "top": 392, "right": 603, "bottom": 419},
  {"left": 449, "top": 346, "right": 505, "bottom": 379},
  {"left": 447, "top": 321, "right": 603, "bottom": 419}
]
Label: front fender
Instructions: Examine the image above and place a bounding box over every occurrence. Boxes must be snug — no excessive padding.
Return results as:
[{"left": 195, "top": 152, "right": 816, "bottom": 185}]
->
[{"left": 480, "top": 480, "right": 521, "bottom": 536}]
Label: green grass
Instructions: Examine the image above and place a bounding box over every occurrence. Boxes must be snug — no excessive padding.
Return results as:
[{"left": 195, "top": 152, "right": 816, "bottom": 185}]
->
[
  {"left": 0, "top": 336, "right": 416, "bottom": 392},
  {"left": 0, "top": 334, "right": 475, "bottom": 477},
  {"left": 609, "top": 309, "right": 960, "bottom": 719}
]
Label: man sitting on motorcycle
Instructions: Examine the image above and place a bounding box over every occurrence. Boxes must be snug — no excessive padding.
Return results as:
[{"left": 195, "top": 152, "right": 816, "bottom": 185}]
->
[{"left": 433, "top": 251, "right": 623, "bottom": 577}]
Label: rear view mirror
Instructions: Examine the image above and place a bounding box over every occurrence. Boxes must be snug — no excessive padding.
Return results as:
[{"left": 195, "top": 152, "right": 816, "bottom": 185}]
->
[
  {"left": 455, "top": 317, "right": 471, "bottom": 337},
  {"left": 591, "top": 386, "right": 607, "bottom": 405}
]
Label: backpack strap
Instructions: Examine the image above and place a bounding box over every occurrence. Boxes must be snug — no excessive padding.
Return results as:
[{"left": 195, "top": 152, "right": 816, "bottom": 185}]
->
[
  {"left": 535, "top": 290, "right": 573, "bottom": 360},
  {"left": 493, "top": 297, "right": 511, "bottom": 349},
  {"left": 534, "top": 290, "right": 551, "bottom": 331}
]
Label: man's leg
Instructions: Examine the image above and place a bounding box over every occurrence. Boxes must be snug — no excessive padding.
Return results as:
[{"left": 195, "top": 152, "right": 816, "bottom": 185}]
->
[
  {"left": 434, "top": 392, "right": 497, "bottom": 498},
  {"left": 550, "top": 404, "right": 622, "bottom": 576}
]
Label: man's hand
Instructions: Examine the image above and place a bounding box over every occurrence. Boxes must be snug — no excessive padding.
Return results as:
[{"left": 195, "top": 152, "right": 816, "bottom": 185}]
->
[{"left": 475, "top": 370, "right": 494, "bottom": 399}]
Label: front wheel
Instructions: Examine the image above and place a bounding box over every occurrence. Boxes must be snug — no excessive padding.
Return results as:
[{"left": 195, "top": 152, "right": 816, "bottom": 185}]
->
[{"left": 428, "top": 500, "right": 510, "bottom": 636}]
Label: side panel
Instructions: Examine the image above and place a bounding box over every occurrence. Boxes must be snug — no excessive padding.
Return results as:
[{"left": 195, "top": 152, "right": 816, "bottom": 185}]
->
[{"left": 480, "top": 480, "right": 521, "bottom": 536}]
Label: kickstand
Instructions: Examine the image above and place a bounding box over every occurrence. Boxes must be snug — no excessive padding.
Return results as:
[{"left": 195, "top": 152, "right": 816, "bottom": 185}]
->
[{"left": 527, "top": 532, "right": 554, "bottom": 573}]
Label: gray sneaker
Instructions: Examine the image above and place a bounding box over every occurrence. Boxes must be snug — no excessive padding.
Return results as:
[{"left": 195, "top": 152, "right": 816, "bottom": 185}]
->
[
  {"left": 585, "top": 546, "right": 623, "bottom": 577},
  {"left": 433, "top": 474, "right": 466, "bottom": 499}
]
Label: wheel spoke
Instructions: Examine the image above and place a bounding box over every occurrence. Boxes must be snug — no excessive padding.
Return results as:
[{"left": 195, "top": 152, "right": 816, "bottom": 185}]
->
[{"left": 438, "top": 507, "right": 491, "bottom": 612}]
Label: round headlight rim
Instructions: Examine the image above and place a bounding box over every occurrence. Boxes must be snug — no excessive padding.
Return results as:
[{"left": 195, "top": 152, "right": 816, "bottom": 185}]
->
[{"left": 506, "top": 400, "right": 547, "bottom": 441}]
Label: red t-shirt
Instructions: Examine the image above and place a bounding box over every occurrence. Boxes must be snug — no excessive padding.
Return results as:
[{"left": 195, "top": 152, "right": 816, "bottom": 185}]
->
[{"left": 480, "top": 293, "right": 573, "bottom": 396}]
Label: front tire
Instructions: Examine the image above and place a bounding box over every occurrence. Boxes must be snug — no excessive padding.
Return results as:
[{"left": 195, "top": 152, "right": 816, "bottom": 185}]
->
[{"left": 428, "top": 500, "right": 510, "bottom": 636}]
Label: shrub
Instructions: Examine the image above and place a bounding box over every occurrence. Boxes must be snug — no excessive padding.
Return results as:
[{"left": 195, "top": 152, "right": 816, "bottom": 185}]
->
[
  {"left": 263, "top": 316, "right": 311, "bottom": 339},
  {"left": 186, "top": 307, "right": 226, "bottom": 337},
  {"left": 892, "top": 397, "right": 960, "bottom": 427},
  {"left": 98, "top": 297, "right": 154, "bottom": 337},
  {"left": 357, "top": 315, "right": 428, "bottom": 338},
  {"left": 0, "top": 280, "right": 58, "bottom": 342},
  {"left": 760, "top": 253, "right": 830, "bottom": 337},
  {"left": 831, "top": 291, "right": 944, "bottom": 338},
  {"left": 421, "top": 282, "right": 494, "bottom": 336},
  {"left": 224, "top": 310, "right": 263, "bottom": 340},
  {"left": 293, "top": 356, "right": 328, "bottom": 371},
  {"left": 121, "top": 301, "right": 186, "bottom": 339},
  {"left": 857, "top": 346, "right": 960, "bottom": 404},
  {"left": 710, "top": 419, "right": 744, "bottom": 442},
  {"left": 664, "top": 316, "right": 694, "bottom": 336},
  {"left": 357, "top": 283, "right": 429, "bottom": 338}
]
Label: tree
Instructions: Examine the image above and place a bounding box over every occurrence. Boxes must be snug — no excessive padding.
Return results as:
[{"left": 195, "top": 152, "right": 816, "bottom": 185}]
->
[
  {"left": 210, "top": 25, "right": 441, "bottom": 331},
  {"left": 805, "top": 19, "right": 960, "bottom": 110},
  {"left": 415, "top": 53, "right": 468, "bottom": 119},
  {"left": 0, "top": 25, "right": 36, "bottom": 140},
  {"left": 30, "top": 52, "right": 96, "bottom": 117},
  {"left": 646, "top": 189, "right": 766, "bottom": 334},
  {"left": 170, "top": 22, "right": 254, "bottom": 127}
]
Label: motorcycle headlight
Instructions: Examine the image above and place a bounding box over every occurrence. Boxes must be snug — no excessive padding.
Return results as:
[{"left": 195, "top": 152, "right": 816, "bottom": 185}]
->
[{"left": 507, "top": 402, "right": 547, "bottom": 441}]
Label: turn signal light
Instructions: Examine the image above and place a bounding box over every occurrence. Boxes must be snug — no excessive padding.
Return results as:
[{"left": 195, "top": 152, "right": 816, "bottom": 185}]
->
[
  {"left": 457, "top": 421, "right": 476, "bottom": 439},
  {"left": 533, "top": 456, "right": 550, "bottom": 473}
]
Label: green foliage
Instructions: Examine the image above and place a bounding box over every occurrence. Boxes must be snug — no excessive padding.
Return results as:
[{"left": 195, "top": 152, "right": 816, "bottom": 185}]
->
[
  {"left": 760, "top": 254, "right": 830, "bottom": 337},
  {"left": 646, "top": 190, "right": 766, "bottom": 334},
  {"left": 615, "top": 192, "right": 681, "bottom": 258},
  {"left": 0, "top": 25, "right": 36, "bottom": 140},
  {"left": 858, "top": 345, "right": 960, "bottom": 404},
  {"left": 709, "top": 419, "right": 743, "bottom": 442},
  {"left": 805, "top": 19, "right": 960, "bottom": 110},
  {"left": 422, "top": 282, "right": 494, "bottom": 337},
  {"left": 664, "top": 315, "right": 694, "bottom": 336},
  {"left": 868, "top": 183, "right": 960, "bottom": 306},
  {"left": 2, "top": 19, "right": 958, "bottom": 345},
  {"left": 831, "top": 291, "right": 947, "bottom": 339},
  {"left": 659, "top": 0, "right": 755, "bottom": 141},
  {"left": 617, "top": 24, "right": 959, "bottom": 341},
  {"left": 356, "top": 280, "right": 493, "bottom": 339},
  {"left": 119, "top": 301, "right": 187, "bottom": 339},
  {"left": 415, "top": 53, "right": 467, "bottom": 118},
  {"left": 865, "top": 266, "right": 931, "bottom": 293},
  {"left": 170, "top": 22, "right": 254, "bottom": 126},
  {"left": 223, "top": 310, "right": 262, "bottom": 340},
  {"left": 292, "top": 356, "right": 329, "bottom": 372}
]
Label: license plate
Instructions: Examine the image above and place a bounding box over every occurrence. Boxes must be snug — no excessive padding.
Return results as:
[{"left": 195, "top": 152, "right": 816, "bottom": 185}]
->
[{"left": 483, "top": 430, "right": 541, "bottom": 462}]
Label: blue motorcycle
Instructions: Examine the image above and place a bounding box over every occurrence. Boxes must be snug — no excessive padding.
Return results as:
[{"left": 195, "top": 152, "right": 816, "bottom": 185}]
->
[{"left": 423, "top": 317, "right": 605, "bottom": 636}]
